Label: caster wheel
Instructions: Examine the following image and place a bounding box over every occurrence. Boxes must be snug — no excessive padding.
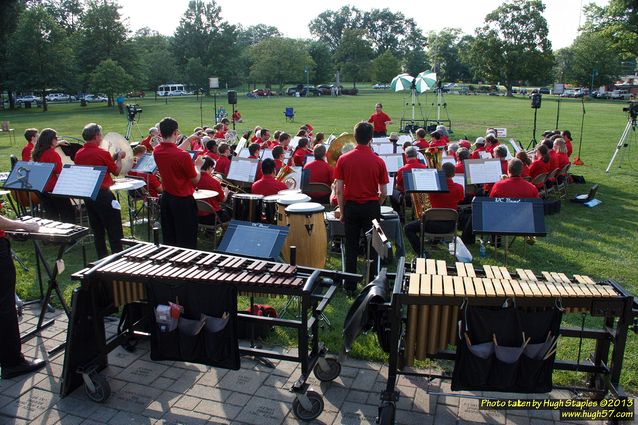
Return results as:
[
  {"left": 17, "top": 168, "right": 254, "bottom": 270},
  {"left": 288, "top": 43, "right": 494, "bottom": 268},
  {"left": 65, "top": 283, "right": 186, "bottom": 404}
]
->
[
  {"left": 292, "top": 390, "right": 324, "bottom": 421},
  {"left": 377, "top": 402, "right": 396, "bottom": 425},
  {"left": 313, "top": 356, "right": 341, "bottom": 382},
  {"left": 84, "top": 373, "right": 111, "bottom": 403}
]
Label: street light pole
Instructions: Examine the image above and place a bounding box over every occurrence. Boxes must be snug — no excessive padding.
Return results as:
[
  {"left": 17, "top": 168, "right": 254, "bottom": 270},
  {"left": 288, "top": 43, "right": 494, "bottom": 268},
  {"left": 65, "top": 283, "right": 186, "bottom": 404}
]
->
[{"left": 590, "top": 68, "right": 598, "bottom": 100}]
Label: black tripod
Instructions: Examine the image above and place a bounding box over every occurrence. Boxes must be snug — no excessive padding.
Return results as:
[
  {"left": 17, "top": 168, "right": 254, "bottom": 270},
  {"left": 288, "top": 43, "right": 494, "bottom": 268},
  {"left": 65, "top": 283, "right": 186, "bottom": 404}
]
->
[
  {"left": 528, "top": 93, "right": 542, "bottom": 149},
  {"left": 605, "top": 112, "right": 636, "bottom": 172}
]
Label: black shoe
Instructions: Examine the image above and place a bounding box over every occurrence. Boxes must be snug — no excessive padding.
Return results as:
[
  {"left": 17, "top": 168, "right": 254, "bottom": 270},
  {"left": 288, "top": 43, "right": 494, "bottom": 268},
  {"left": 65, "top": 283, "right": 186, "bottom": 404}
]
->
[{"left": 1, "top": 358, "right": 46, "bottom": 379}]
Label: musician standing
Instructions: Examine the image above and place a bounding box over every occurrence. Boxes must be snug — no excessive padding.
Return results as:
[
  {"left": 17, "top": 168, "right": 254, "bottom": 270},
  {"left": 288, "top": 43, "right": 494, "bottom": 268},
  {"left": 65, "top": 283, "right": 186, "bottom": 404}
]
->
[
  {"left": 367, "top": 103, "right": 392, "bottom": 137},
  {"left": 74, "top": 123, "right": 125, "bottom": 258},
  {"left": 0, "top": 215, "right": 46, "bottom": 379},
  {"left": 335, "top": 122, "right": 388, "bottom": 292},
  {"left": 154, "top": 117, "right": 204, "bottom": 249},
  {"left": 21, "top": 128, "right": 38, "bottom": 161}
]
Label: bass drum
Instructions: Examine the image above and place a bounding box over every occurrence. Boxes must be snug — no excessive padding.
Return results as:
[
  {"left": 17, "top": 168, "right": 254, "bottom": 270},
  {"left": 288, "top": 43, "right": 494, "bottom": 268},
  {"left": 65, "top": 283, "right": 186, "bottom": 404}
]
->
[
  {"left": 283, "top": 202, "right": 327, "bottom": 268},
  {"left": 232, "top": 193, "right": 263, "bottom": 222},
  {"left": 262, "top": 195, "right": 279, "bottom": 225}
]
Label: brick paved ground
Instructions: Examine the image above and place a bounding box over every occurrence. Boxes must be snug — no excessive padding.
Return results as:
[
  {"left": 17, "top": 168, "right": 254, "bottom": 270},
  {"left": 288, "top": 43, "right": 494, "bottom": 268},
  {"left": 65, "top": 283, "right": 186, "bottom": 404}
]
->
[{"left": 0, "top": 306, "right": 625, "bottom": 425}]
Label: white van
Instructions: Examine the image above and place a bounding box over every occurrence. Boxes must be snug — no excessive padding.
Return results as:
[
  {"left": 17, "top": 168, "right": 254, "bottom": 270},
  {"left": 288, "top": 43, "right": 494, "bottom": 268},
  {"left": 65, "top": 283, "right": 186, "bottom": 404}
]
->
[
  {"left": 610, "top": 89, "right": 631, "bottom": 100},
  {"left": 157, "top": 83, "right": 186, "bottom": 96}
]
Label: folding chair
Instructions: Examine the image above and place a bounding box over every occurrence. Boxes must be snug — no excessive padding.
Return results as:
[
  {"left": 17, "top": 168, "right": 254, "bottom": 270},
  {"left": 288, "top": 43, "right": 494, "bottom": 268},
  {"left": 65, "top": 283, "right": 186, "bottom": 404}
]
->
[
  {"left": 544, "top": 168, "right": 560, "bottom": 198},
  {"left": 284, "top": 107, "right": 295, "bottom": 122},
  {"left": 419, "top": 208, "right": 459, "bottom": 258},
  {"left": 196, "top": 199, "right": 225, "bottom": 247},
  {"left": 1, "top": 121, "right": 16, "bottom": 145},
  {"left": 302, "top": 182, "right": 331, "bottom": 206},
  {"left": 556, "top": 163, "right": 571, "bottom": 199},
  {"left": 531, "top": 172, "right": 548, "bottom": 198}
]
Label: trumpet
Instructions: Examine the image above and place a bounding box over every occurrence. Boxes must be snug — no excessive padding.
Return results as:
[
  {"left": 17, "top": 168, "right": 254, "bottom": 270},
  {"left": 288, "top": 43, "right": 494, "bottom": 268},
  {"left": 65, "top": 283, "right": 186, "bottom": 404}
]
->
[{"left": 213, "top": 173, "right": 245, "bottom": 193}]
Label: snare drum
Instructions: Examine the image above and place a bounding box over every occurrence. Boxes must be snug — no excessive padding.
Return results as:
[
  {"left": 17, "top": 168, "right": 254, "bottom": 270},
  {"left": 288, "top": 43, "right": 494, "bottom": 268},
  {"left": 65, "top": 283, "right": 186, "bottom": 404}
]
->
[
  {"left": 232, "top": 193, "right": 264, "bottom": 222},
  {"left": 262, "top": 195, "right": 279, "bottom": 224},
  {"left": 283, "top": 202, "right": 327, "bottom": 268},
  {"left": 276, "top": 194, "right": 311, "bottom": 225}
]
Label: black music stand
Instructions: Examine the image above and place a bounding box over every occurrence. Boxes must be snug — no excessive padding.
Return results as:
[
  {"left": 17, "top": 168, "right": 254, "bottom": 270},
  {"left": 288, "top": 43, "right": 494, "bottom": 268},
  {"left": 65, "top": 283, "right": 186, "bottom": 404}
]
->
[
  {"left": 365, "top": 219, "right": 393, "bottom": 285},
  {"left": 472, "top": 197, "right": 546, "bottom": 265},
  {"left": 403, "top": 169, "right": 449, "bottom": 193}
]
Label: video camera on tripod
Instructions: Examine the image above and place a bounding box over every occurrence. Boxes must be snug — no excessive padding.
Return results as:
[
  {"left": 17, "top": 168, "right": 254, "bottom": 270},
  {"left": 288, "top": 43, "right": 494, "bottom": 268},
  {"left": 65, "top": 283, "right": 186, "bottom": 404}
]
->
[
  {"left": 126, "top": 104, "right": 142, "bottom": 122},
  {"left": 622, "top": 101, "right": 638, "bottom": 121}
]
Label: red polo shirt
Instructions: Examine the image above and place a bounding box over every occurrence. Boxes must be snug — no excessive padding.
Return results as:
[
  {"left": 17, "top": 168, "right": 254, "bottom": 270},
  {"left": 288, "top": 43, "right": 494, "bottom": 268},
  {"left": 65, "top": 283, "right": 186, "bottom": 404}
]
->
[
  {"left": 557, "top": 152, "right": 570, "bottom": 170},
  {"left": 22, "top": 142, "right": 34, "bottom": 161},
  {"left": 274, "top": 159, "right": 284, "bottom": 169},
  {"left": 39, "top": 148, "right": 63, "bottom": 192},
  {"left": 213, "top": 131, "right": 225, "bottom": 139},
  {"left": 129, "top": 169, "right": 161, "bottom": 197},
  {"left": 490, "top": 176, "right": 539, "bottom": 198},
  {"left": 74, "top": 142, "right": 118, "bottom": 189},
  {"left": 251, "top": 174, "right": 287, "bottom": 196},
  {"left": 334, "top": 144, "right": 389, "bottom": 203},
  {"left": 214, "top": 155, "right": 231, "bottom": 176},
  {"left": 548, "top": 150, "right": 560, "bottom": 171},
  {"left": 486, "top": 142, "right": 500, "bottom": 156},
  {"left": 304, "top": 159, "right": 333, "bottom": 186},
  {"left": 153, "top": 142, "right": 197, "bottom": 197},
  {"left": 368, "top": 111, "right": 391, "bottom": 134},
  {"left": 429, "top": 179, "right": 464, "bottom": 209},
  {"left": 565, "top": 138, "right": 573, "bottom": 156},
  {"left": 196, "top": 172, "right": 225, "bottom": 213},
  {"left": 268, "top": 140, "right": 280, "bottom": 149},
  {"left": 396, "top": 159, "right": 427, "bottom": 193},
  {"left": 521, "top": 162, "right": 530, "bottom": 178},
  {"left": 529, "top": 159, "right": 552, "bottom": 187},
  {"left": 454, "top": 161, "right": 465, "bottom": 175},
  {"left": 429, "top": 139, "right": 447, "bottom": 148},
  {"left": 414, "top": 139, "right": 429, "bottom": 149},
  {"left": 292, "top": 148, "right": 311, "bottom": 167},
  {"left": 471, "top": 146, "right": 486, "bottom": 159},
  {"left": 140, "top": 135, "right": 154, "bottom": 152}
]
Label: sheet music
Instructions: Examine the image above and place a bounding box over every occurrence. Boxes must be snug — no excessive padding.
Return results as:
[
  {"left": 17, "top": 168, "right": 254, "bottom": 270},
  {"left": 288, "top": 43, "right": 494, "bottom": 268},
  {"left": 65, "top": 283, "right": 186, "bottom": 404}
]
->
[
  {"left": 238, "top": 148, "right": 251, "bottom": 158},
  {"left": 289, "top": 136, "right": 301, "bottom": 150},
  {"left": 385, "top": 175, "right": 395, "bottom": 196},
  {"left": 466, "top": 159, "right": 503, "bottom": 184},
  {"left": 411, "top": 168, "right": 440, "bottom": 191},
  {"left": 325, "top": 134, "right": 336, "bottom": 146},
  {"left": 287, "top": 166, "right": 303, "bottom": 188},
  {"left": 453, "top": 174, "right": 466, "bottom": 195},
  {"left": 227, "top": 158, "right": 259, "bottom": 183},
  {"left": 132, "top": 154, "right": 157, "bottom": 173},
  {"left": 380, "top": 154, "right": 404, "bottom": 173},
  {"left": 509, "top": 139, "right": 522, "bottom": 153},
  {"left": 398, "top": 135, "right": 413, "bottom": 144},
  {"left": 261, "top": 149, "right": 274, "bottom": 161},
  {"left": 373, "top": 137, "right": 390, "bottom": 144},
  {"left": 441, "top": 155, "right": 456, "bottom": 166},
  {"left": 305, "top": 155, "right": 315, "bottom": 165},
  {"left": 479, "top": 151, "right": 492, "bottom": 159},
  {"left": 373, "top": 143, "right": 394, "bottom": 155},
  {"left": 234, "top": 138, "right": 247, "bottom": 155},
  {"left": 52, "top": 166, "right": 103, "bottom": 198}
]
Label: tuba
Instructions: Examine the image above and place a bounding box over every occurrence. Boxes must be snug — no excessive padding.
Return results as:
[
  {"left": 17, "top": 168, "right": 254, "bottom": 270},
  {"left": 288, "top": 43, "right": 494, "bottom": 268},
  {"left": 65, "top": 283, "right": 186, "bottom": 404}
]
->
[
  {"left": 276, "top": 164, "right": 297, "bottom": 189},
  {"left": 326, "top": 132, "right": 355, "bottom": 167},
  {"left": 101, "top": 132, "right": 134, "bottom": 175}
]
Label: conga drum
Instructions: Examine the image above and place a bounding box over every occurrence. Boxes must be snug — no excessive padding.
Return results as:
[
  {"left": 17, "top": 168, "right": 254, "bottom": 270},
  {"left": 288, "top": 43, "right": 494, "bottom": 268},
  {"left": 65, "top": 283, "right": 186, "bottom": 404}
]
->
[
  {"left": 381, "top": 206, "right": 397, "bottom": 220},
  {"left": 283, "top": 202, "right": 327, "bottom": 268},
  {"left": 232, "top": 193, "right": 263, "bottom": 222},
  {"left": 276, "top": 194, "right": 310, "bottom": 226},
  {"left": 262, "top": 195, "right": 279, "bottom": 224},
  {"left": 278, "top": 188, "right": 301, "bottom": 196}
]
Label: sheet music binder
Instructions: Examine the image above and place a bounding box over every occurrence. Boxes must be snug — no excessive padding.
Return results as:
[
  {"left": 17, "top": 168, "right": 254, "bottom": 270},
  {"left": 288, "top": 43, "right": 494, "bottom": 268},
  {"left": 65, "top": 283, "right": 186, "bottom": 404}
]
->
[
  {"left": 132, "top": 154, "right": 157, "bottom": 174},
  {"left": 51, "top": 165, "right": 106, "bottom": 201},
  {"left": 226, "top": 157, "right": 259, "bottom": 183},
  {"left": 4, "top": 161, "right": 55, "bottom": 192},
  {"left": 472, "top": 197, "right": 546, "bottom": 236},
  {"left": 464, "top": 158, "right": 504, "bottom": 185},
  {"left": 403, "top": 169, "right": 448, "bottom": 192}
]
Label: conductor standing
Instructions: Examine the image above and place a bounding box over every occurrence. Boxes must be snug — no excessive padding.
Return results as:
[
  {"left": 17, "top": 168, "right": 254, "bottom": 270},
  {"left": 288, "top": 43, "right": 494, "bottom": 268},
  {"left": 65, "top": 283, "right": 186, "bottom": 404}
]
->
[{"left": 335, "top": 122, "right": 389, "bottom": 293}]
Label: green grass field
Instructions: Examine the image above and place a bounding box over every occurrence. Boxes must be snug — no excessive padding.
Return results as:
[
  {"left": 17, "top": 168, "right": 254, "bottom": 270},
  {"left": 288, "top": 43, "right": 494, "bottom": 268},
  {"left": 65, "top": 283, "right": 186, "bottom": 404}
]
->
[{"left": 1, "top": 88, "right": 637, "bottom": 393}]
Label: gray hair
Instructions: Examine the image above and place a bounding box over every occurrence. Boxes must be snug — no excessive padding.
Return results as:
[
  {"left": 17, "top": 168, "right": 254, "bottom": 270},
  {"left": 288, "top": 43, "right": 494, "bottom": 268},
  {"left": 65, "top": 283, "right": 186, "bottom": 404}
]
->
[
  {"left": 82, "top": 123, "right": 102, "bottom": 141},
  {"left": 495, "top": 145, "right": 508, "bottom": 158},
  {"left": 405, "top": 146, "right": 418, "bottom": 158},
  {"left": 457, "top": 147, "right": 470, "bottom": 161},
  {"left": 448, "top": 142, "right": 459, "bottom": 153}
]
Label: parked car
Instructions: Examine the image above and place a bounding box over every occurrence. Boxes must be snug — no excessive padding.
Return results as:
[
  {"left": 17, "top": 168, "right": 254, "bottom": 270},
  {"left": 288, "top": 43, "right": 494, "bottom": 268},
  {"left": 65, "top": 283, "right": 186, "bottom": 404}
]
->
[
  {"left": 167, "top": 90, "right": 186, "bottom": 96},
  {"left": 372, "top": 83, "right": 390, "bottom": 89},
  {"left": 127, "top": 90, "right": 145, "bottom": 98},
  {"left": 16, "top": 95, "right": 42, "bottom": 105},
  {"left": 84, "top": 94, "right": 107, "bottom": 103},
  {"left": 560, "top": 89, "right": 576, "bottom": 98},
  {"left": 610, "top": 89, "right": 631, "bottom": 100},
  {"left": 519, "top": 88, "right": 528, "bottom": 95},
  {"left": 316, "top": 84, "right": 343, "bottom": 95},
  {"left": 286, "top": 85, "right": 320, "bottom": 96},
  {"left": 539, "top": 87, "right": 550, "bottom": 94},
  {"left": 46, "top": 93, "right": 71, "bottom": 102}
]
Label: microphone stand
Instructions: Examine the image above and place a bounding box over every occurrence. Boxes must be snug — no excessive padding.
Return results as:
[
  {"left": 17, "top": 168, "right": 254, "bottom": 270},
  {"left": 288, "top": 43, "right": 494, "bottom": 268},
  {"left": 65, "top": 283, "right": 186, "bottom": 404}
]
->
[{"left": 573, "top": 97, "right": 585, "bottom": 166}]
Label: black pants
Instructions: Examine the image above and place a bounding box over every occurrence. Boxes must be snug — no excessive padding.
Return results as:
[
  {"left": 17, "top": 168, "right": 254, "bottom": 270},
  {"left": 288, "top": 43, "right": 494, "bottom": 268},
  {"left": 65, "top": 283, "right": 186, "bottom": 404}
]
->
[
  {"left": 404, "top": 219, "right": 456, "bottom": 255},
  {"left": 344, "top": 200, "right": 380, "bottom": 290},
  {"left": 198, "top": 207, "right": 231, "bottom": 225},
  {"left": 160, "top": 192, "right": 198, "bottom": 249},
  {"left": 84, "top": 189, "right": 124, "bottom": 259},
  {"left": 0, "top": 238, "right": 21, "bottom": 368},
  {"left": 373, "top": 131, "right": 387, "bottom": 138},
  {"left": 40, "top": 193, "right": 75, "bottom": 223}
]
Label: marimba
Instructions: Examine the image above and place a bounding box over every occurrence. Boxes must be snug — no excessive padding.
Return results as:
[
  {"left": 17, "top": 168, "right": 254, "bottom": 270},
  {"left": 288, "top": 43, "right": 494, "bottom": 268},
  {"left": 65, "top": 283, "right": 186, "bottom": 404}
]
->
[
  {"left": 375, "top": 258, "right": 637, "bottom": 425},
  {"left": 9, "top": 216, "right": 88, "bottom": 351},
  {"left": 61, "top": 241, "right": 357, "bottom": 421}
]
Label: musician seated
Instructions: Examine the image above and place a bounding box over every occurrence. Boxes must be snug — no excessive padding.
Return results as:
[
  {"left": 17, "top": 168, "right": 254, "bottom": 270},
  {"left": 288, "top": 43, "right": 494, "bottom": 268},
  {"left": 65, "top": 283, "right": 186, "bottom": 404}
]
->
[
  {"left": 203, "top": 139, "right": 219, "bottom": 160},
  {"left": 485, "top": 134, "right": 500, "bottom": 156},
  {"left": 258, "top": 128, "right": 271, "bottom": 149},
  {"left": 403, "top": 163, "right": 464, "bottom": 255},
  {"left": 447, "top": 142, "right": 460, "bottom": 161},
  {"left": 303, "top": 144, "right": 333, "bottom": 203},
  {"left": 214, "top": 143, "right": 231, "bottom": 177},
  {"left": 232, "top": 110, "right": 242, "bottom": 123},
  {"left": 529, "top": 145, "right": 552, "bottom": 188},
  {"left": 455, "top": 148, "right": 470, "bottom": 174},
  {"left": 314, "top": 132, "right": 325, "bottom": 145},
  {"left": 251, "top": 158, "right": 287, "bottom": 196},
  {"left": 483, "top": 145, "right": 509, "bottom": 195},
  {"left": 197, "top": 157, "right": 231, "bottom": 224},
  {"left": 413, "top": 128, "right": 429, "bottom": 149},
  {"left": 515, "top": 151, "right": 532, "bottom": 179},
  {"left": 129, "top": 146, "right": 162, "bottom": 197},
  {"left": 248, "top": 143, "right": 263, "bottom": 181},
  {"left": 278, "top": 132, "right": 291, "bottom": 151},
  {"left": 140, "top": 127, "right": 160, "bottom": 153},
  {"left": 429, "top": 131, "right": 447, "bottom": 149},
  {"left": 561, "top": 130, "right": 573, "bottom": 157},
  {"left": 21, "top": 128, "right": 38, "bottom": 161},
  {"left": 221, "top": 118, "right": 230, "bottom": 133},
  {"left": 251, "top": 127, "right": 261, "bottom": 143},
  {"left": 292, "top": 138, "right": 312, "bottom": 166},
  {"left": 490, "top": 159, "right": 539, "bottom": 198},
  {"left": 470, "top": 137, "right": 486, "bottom": 159},
  {"left": 272, "top": 145, "right": 285, "bottom": 170},
  {"left": 391, "top": 147, "right": 426, "bottom": 214},
  {"left": 436, "top": 125, "right": 450, "bottom": 144}
]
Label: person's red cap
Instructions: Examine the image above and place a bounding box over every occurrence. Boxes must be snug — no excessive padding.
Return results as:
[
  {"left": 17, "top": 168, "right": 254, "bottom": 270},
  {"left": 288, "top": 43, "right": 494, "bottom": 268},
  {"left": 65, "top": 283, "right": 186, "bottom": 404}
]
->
[
  {"left": 305, "top": 123, "right": 314, "bottom": 131},
  {"left": 459, "top": 140, "right": 471, "bottom": 149}
]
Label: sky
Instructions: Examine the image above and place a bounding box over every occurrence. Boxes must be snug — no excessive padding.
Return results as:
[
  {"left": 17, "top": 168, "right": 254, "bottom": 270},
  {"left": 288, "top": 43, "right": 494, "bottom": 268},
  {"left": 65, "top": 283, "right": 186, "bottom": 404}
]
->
[{"left": 118, "top": 0, "right": 609, "bottom": 50}]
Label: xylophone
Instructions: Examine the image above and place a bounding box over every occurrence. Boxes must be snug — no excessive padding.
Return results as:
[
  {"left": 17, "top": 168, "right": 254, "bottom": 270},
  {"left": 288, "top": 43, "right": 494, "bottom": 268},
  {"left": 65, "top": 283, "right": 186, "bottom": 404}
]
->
[
  {"left": 404, "top": 259, "right": 619, "bottom": 365},
  {"left": 6, "top": 215, "right": 88, "bottom": 243},
  {"left": 374, "top": 257, "right": 637, "bottom": 425},
  {"left": 61, "top": 241, "right": 357, "bottom": 421}
]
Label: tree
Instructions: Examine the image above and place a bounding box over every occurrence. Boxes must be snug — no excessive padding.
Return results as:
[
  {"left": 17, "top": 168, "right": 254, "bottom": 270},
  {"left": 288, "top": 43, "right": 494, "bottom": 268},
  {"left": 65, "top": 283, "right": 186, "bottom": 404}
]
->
[
  {"left": 89, "top": 59, "right": 132, "bottom": 106},
  {"left": 464, "top": 0, "right": 554, "bottom": 95},
  {"left": 584, "top": 0, "right": 638, "bottom": 58},
  {"left": 553, "top": 47, "right": 573, "bottom": 84},
  {"left": 371, "top": 51, "right": 401, "bottom": 83},
  {"left": 0, "top": 0, "right": 24, "bottom": 109},
  {"left": 309, "top": 6, "right": 364, "bottom": 51},
  {"left": 183, "top": 57, "right": 208, "bottom": 90},
  {"left": 567, "top": 32, "right": 622, "bottom": 88},
  {"left": 362, "top": 9, "right": 409, "bottom": 54},
  {"left": 43, "top": 0, "right": 84, "bottom": 34},
  {"left": 403, "top": 50, "right": 429, "bottom": 77},
  {"left": 248, "top": 37, "right": 314, "bottom": 92},
  {"left": 427, "top": 28, "right": 471, "bottom": 82},
  {"left": 132, "top": 30, "right": 179, "bottom": 91},
  {"left": 237, "top": 24, "right": 282, "bottom": 47},
  {"left": 6, "top": 5, "right": 73, "bottom": 111},
  {"left": 333, "top": 29, "right": 373, "bottom": 87},
  {"left": 307, "top": 41, "right": 334, "bottom": 85}
]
